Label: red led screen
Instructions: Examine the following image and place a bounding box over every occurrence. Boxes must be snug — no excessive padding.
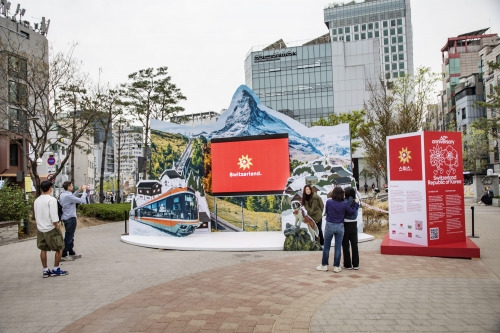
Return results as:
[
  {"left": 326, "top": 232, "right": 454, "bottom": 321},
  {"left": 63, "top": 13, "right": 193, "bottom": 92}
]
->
[{"left": 211, "top": 134, "right": 290, "bottom": 196}]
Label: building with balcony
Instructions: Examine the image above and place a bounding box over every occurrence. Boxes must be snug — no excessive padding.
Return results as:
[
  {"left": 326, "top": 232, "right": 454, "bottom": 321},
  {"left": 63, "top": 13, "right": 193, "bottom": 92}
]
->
[
  {"left": 0, "top": 4, "right": 49, "bottom": 188},
  {"left": 440, "top": 28, "right": 498, "bottom": 130}
]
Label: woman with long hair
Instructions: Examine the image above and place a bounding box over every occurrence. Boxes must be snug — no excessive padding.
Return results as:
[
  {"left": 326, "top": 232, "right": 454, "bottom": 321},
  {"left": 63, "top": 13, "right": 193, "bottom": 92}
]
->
[
  {"left": 302, "top": 184, "right": 324, "bottom": 245},
  {"left": 317, "top": 186, "right": 358, "bottom": 273}
]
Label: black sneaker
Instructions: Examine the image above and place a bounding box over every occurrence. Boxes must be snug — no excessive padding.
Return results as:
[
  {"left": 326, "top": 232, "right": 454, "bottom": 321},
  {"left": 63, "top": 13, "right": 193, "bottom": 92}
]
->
[{"left": 42, "top": 269, "right": 52, "bottom": 278}]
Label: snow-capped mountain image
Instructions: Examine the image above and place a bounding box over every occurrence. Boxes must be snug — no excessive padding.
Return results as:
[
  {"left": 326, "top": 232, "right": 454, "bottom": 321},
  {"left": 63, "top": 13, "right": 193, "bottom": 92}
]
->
[{"left": 151, "top": 85, "right": 351, "bottom": 163}]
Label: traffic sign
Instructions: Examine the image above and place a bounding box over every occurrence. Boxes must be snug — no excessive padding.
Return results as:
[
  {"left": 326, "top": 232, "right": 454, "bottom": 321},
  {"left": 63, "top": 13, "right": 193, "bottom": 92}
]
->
[{"left": 47, "top": 156, "right": 56, "bottom": 166}]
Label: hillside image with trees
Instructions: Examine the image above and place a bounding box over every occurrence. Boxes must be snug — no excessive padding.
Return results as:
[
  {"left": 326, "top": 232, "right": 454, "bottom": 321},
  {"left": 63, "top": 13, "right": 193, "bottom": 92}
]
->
[{"left": 150, "top": 130, "right": 188, "bottom": 179}]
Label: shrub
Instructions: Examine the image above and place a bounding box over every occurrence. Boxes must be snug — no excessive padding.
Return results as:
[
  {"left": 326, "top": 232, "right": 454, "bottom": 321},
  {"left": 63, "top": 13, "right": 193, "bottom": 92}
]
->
[
  {"left": 0, "top": 184, "right": 32, "bottom": 222},
  {"left": 78, "top": 203, "right": 131, "bottom": 221}
]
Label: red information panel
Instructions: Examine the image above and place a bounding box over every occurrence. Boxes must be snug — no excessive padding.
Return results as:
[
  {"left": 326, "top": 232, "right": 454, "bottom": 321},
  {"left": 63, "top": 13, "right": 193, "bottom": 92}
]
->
[
  {"left": 424, "top": 132, "right": 465, "bottom": 245},
  {"left": 388, "top": 135, "right": 423, "bottom": 181},
  {"left": 211, "top": 134, "right": 290, "bottom": 196}
]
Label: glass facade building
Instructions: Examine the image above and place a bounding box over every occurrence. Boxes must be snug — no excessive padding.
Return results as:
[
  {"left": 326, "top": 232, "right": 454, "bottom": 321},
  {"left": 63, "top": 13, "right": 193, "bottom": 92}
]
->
[
  {"left": 244, "top": 36, "right": 333, "bottom": 126},
  {"left": 324, "top": 0, "right": 414, "bottom": 114},
  {"left": 245, "top": 0, "right": 414, "bottom": 125}
]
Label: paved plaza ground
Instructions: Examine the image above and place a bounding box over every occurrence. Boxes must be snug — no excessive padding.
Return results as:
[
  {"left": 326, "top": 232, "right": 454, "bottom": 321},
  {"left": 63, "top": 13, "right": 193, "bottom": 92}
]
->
[{"left": 0, "top": 197, "right": 499, "bottom": 332}]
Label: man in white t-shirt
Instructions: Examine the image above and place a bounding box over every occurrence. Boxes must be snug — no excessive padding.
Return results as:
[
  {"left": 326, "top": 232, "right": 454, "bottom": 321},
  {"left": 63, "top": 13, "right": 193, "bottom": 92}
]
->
[{"left": 34, "top": 180, "right": 68, "bottom": 278}]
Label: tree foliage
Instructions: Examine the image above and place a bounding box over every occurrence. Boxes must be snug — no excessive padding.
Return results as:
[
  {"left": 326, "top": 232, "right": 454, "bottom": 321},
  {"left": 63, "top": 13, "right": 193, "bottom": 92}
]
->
[
  {"left": 359, "top": 67, "right": 440, "bottom": 183},
  {"left": 462, "top": 119, "right": 492, "bottom": 172},
  {"left": 121, "top": 67, "right": 186, "bottom": 179}
]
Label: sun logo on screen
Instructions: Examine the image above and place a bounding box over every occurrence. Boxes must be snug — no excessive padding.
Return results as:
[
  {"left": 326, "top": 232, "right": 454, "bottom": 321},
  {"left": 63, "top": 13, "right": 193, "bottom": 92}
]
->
[
  {"left": 237, "top": 155, "right": 253, "bottom": 170},
  {"left": 398, "top": 147, "right": 411, "bottom": 164}
]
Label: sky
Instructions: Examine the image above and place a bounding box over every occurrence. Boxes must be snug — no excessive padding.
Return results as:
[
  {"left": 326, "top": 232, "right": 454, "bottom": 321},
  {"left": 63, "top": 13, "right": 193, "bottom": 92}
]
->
[{"left": 15, "top": 0, "right": 500, "bottom": 115}]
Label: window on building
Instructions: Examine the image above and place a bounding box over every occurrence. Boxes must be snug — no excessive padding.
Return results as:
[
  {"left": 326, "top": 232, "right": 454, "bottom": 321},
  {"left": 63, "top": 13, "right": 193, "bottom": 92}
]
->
[
  {"left": 384, "top": 38, "right": 389, "bottom": 45},
  {"left": 385, "top": 55, "right": 390, "bottom": 62},
  {"left": 496, "top": 54, "right": 500, "bottom": 65},
  {"left": 375, "top": 22, "right": 380, "bottom": 29},
  {"left": 8, "top": 81, "right": 27, "bottom": 106},
  {"left": 354, "top": 25, "right": 358, "bottom": 32},
  {"left": 385, "top": 64, "right": 390, "bottom": 71},
  {"left": 8, "top": 55, "right": 28, "bottom": 80},
  {"left": 385, "top": 72, "right": 391, "bottom": 80},
  {"left": 491, "top": 83, "right": 494, "bottom": 94},
  {"left": 384, "top": 47, "right": 389, "bottom": 54},
  {"left": 375, "top": 31, "right": 380, "bottom": 38},
  {"left": 392, "top": 37, "right": 397, "bottom": 44},
  {"left": 393, "top": 72, "right": 398, "bottom": 78},
  {"left": 462, "top": 108, "right": 466, "bottom": 120},
  {"left": 398, "top": 36, "right": 403, "bottom": 43},
  {"left": 391, "top": 19, "right": 396, "bottom": 27},
  {"left": 397, "top": 27, "right": 403, "bottom": 35},
  {"left": 10, "top": 143, "right": 19, "bottom": 166},
  {"left": 332, "top": 28, "right": 337, "bottom": 35},
  {"left": 399, "top": 53, "right": 404, "bottom": 60},
  {"left": 361, "top": 33, "right": 366, "bottom": 40},
  {"left": 8, "top": 108, "right": 25, "bottom": 132},
  {"left": 392, "top": 54, "right": 397, "bottom": 61},
  {"left": 345, "top": 35, "right": 351, "bottom": 42},
  {"left": 398, "top": 44, "right": 404, "bottom": 51},
  {"left": 383, "top": 21, "right": 388, "bottom": 28},
  {"left": 345, "top": 26, "right": 350, "bottom": 33},
  {"left": 355, "top": 34, "right": 359, "bottom": 41},
  {"left": 368, "top": 23, "right": 373, "bottom": 30},
  {"left": 399, "top": 62, "right": 405, "bottom": 69},
  {"left": 338, "top": 27, "right": 343, "bottom": 34},
  {"left": 392, "top": 63, "right": 398, "bottom": 70},
  {"left": 397, "top": 18, "right": 403, "bottom": 25},
  {"left": 391, "top": 45, "right": 396, "bottom": 53},
  {"left": 332, "top": 37, "right": 337, "bottom": 42},
  {"left": 362, "top": 24, "right": 366, "bottom": 31},
  {"left": 399, "top": 71, "right": 405, "bottom": 77},
  {"left": 368, "top": 31, "right": 373, "bottom": 39},
  {"left": 449, "top": 58, "right": 460, "bottom": 74},
  {"left": 390, "top": 28, "right": 395, "bottom": 36},
  {"left": 383, "top": 29, "right": 388, "bottom": 37}
]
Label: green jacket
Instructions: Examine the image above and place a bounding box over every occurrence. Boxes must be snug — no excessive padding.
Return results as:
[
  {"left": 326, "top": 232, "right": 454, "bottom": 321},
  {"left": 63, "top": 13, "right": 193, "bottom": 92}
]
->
[{"left": 304, "top": 193, "right": 324, "bottom": 223}]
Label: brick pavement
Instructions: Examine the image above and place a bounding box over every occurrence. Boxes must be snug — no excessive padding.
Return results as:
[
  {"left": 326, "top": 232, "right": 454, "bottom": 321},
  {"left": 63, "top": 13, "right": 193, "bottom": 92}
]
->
[{"left": 0, "top": 198, "right": 499, "bottom": 333}]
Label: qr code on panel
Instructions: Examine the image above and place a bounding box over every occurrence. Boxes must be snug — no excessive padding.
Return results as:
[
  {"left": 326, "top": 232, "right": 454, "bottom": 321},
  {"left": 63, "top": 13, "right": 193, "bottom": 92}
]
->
[{"left": 430, "top": 227, "right": 439, "bottom": 240}]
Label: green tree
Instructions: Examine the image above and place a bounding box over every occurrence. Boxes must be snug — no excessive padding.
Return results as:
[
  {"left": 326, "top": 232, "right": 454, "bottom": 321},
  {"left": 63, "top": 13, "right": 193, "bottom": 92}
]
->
[
  {"left": 121, "top": 67, "right": 186, "bottom": 179},
  {"left": 359, "top": 67, "right": 440, "bottom": 183},
  {"left": 463, "top": 119, "right": 491, "bottom": 172},
  {"left": 313, "top": 109, "right": 365, "bottom": 153}
]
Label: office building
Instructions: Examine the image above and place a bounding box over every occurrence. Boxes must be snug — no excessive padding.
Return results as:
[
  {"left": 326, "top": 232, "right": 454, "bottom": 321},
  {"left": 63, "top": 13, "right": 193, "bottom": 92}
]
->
[
  {"left": 324, "top": 0, "right": 414, "bottom": 114},
  {"left": 245, "top": 0, "right": 414, "bottom": 125},
  {"left": 244, "top": 35, "right": 333, "bottom": 126}
]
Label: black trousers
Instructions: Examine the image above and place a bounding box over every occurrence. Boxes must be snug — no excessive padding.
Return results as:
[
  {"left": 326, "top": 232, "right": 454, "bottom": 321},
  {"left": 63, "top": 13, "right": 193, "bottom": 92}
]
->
[
  {"left": 316, "top": 219, "right": 324, "bottom": 245},
  {"left": 342, "top": 221, "right": 359, "bottom": 268}
]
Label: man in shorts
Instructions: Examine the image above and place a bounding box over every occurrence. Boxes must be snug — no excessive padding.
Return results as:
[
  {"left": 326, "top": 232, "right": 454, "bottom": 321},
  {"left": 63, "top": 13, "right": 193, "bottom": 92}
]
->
[{"left": 34, "top": 180, "right": 68, "bottom": 277}]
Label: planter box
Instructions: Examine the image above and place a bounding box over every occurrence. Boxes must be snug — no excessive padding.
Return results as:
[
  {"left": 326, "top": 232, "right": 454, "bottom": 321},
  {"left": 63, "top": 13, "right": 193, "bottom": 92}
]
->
[{"left": 0, "top": 221, "right": 19, "bottom": 244}]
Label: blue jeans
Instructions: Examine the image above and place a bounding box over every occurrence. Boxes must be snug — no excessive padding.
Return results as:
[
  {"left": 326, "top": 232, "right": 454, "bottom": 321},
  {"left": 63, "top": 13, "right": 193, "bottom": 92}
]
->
[
  {"left": 321, "top": 222, "right": 344, "bottom": 267},
  {"left": 62, "top": 217, "right": 77, "bottom": 256}
]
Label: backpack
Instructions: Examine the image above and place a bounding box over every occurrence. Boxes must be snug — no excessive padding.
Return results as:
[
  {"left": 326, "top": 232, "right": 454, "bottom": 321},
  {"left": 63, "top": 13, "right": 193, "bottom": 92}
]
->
[{"left": 57, "top": 196, "right": 63, "bottom": 221}]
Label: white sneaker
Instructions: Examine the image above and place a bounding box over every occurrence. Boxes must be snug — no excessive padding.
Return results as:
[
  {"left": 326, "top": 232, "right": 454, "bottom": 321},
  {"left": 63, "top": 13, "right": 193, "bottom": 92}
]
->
[
  {"left": 333, "top": 266, "right": 342, "bottom": 273},
  {"left": 353, "top": 267, "right": 359, "bottom": 270},
  {"left": 316, "top": 265, "right": 328, "bottom": 271}
]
